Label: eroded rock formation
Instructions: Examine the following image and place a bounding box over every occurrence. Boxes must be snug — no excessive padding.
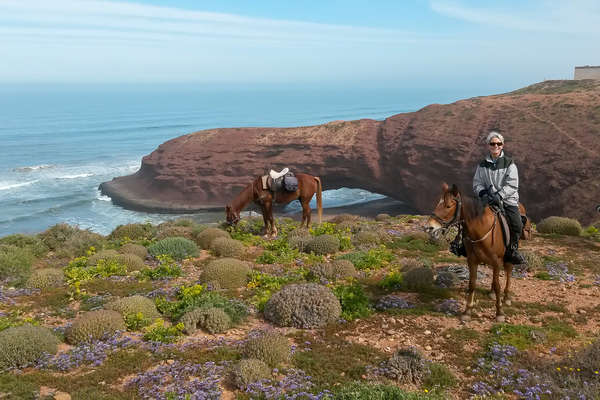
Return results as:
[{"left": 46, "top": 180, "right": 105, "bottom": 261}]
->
[{"left": 100, "top": 80, "right": 600, "bottom": 224}]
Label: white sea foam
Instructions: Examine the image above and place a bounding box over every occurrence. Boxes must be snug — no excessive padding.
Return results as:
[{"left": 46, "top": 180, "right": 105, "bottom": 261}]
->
[
  {"left": 56, "top": 173, "right": 94, "bottom": 179},
  {"left": 0, "top": 180, "right": 39, "bottom": 191},
  {"left": 13, "top": 164, "right": 55, "bottom": 172},
  {"left": 97, "top": 194, "right": 112, "bottom": 202}
]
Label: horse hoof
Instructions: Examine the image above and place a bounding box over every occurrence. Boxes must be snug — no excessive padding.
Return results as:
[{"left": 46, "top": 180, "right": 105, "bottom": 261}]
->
[
  {"left": 460, "top": 314, "right": 471, "bottom": 323},
  {"left": 496, "top": 315, "right": 505, "bottom": 323},
  {"left": 504, "top": 299, "right": 512, "bottom": 306}
]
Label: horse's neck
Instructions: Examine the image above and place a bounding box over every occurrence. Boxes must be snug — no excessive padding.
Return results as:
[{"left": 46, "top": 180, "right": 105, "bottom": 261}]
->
[
  {"left": 232, "top": 184, "right": 253, "bottom": 212},
  {"left": 461, "top": 199, "right": 491, "bottom": 229}
]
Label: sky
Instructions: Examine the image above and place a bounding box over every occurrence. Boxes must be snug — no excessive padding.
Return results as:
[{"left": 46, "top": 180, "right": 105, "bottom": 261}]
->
[{"left": 1, "top": 0, "right": 599, "bottom": 90}]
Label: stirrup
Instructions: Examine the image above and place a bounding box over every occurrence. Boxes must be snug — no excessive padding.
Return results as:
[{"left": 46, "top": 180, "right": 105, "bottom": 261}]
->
[{"left": 269, "top": 167, "right": 289, "bottom": 180}]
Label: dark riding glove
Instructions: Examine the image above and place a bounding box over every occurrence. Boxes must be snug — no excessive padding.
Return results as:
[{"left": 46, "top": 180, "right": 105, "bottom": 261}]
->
[
  {"left": 488, "top": 192, "right": 502, "bottom": 207},
  {"left": 478, "top": 189, "right": 488, "bottom": 198}
]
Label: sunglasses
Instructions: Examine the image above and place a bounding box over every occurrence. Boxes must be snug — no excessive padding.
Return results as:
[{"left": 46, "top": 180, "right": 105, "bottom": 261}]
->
[{"left": 489, "top": 142, "right": 503, "bottom": 147}]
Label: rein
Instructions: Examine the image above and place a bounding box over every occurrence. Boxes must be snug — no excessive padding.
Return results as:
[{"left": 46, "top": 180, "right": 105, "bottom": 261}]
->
[
  {"left": 464, "top": 212, "right": 497, "bottom": 244},
  {"left": 430, "top": 196, "right": 462, "bottom": 234}
]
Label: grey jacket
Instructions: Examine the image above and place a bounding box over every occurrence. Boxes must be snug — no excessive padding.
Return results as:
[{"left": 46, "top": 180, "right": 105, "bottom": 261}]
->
[{"left": 472, "top": 151, "right": 519, "bottom": 206}]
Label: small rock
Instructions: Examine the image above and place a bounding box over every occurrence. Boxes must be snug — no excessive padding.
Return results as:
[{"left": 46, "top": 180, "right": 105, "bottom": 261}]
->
[
  {"left": 424, "top": 330, "right": 431, "bottom": 335},
  {"left": 445, "top": 334, "right": 451, "bottom": 338},
  {"left": 389, "top": 317, "right": 397, "bottom": 324},
  {"left": 382, "top": 324, "right": 389, "bottom": 329},
  {"left": 386, "top": 330, "right": 395, "bottom": 335},
  {"left": 384, "top": 346, "right": 391, "bottom": 352},
  {"left": 425, "top": 345, "right": 432, "bottom": 351},
  {"left": 578, "top": 309, "right": 587, "bottom": 314},
  {"left": 166, "top": 359, "right": 175, "bottom": 365}
]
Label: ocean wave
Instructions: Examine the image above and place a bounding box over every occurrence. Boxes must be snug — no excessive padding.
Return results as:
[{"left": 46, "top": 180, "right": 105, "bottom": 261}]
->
[
  {"left": 13, "top": 164, "right": 55, "bottom": 172},
  {"left": 56, "top": 173, "right": 94, "bottom": 180},
  {"left": 0, "top": 180, "right": 39, "bottom": 191},
  {"left": 97, "top": 194, "right": 112, "bottom": 202},
  {"left": 0, "top": 198, "right": 93, "bottom": 224}
]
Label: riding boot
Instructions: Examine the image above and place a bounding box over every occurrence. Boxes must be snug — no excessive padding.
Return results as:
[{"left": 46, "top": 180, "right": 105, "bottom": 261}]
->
[{"left": 504, "top": 232, "right": 526, "bottom": 264}]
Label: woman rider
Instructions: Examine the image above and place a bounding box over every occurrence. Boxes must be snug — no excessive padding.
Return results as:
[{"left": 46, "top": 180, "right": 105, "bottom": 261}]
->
[{"left": 473, "top": 131, "right": 525, "bottom": 265}]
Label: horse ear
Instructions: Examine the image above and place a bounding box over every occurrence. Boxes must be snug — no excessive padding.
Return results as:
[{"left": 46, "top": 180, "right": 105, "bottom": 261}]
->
[
  {"left": 450, "top": 184, "right": 459, "bottom": 196},
  {"left": 442, "top": 182, "right": 449, "bottom": 192}
]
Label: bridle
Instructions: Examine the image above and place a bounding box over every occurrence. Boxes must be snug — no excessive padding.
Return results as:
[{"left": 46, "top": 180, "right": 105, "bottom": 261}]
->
[{"left": 430, "top": 195, "right": 463, "bottom": 234}]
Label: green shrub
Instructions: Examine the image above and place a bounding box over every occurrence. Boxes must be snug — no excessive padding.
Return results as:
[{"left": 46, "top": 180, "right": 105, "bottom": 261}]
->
[
  {"left": 287, "top": 228, "right": 312, "bottom": 252},
  {"left": 87, "top": 249, "right": 120, "bottom": 266},
  {"left": 66, "top": 310, "right": 126, "bottom": 344},
  {"left": 401, "top": 258, "right": 428, "bottom": 272},
  {"left": 243, "top": 331, "right": 291, "bottom": 367},
  {"left": 305, "top": 234, "right": 340, "bottom": 255},
  {"left": 200, "top": 258, "right": 250, "bottom": 289},
  {"left": 57, "top": 230, "right": 105, "bottom": 259},
  {"left": 124, "top": 312, "right": 153, "bottom": 331},
  {"left": 115, "top": 253, "right": 145, "bottom": 271},
  {"left": 108, "top": 223, "right": 156, "bottom": 241},
  {"left": 311, "top": 260, "right": 356, "bottom": 281},
  {"left": 25, "top": 268, "right": 64, "bottom": 289},
  {"left": 264, "top": 283, "right": 341, "bottom": 328},
  {"left": 196, "top": 228, "right": 230, "bottom": 249},
  {"left": 38, "top": 223, "right": 76, "bottom": 250},
  {"left": 388, "top": 233, "right": 442, "bottom": 253},
  {"left": 148, "top": 237, "right": 199, "bottom": 260},
  {"left": 232, "top": 358, "right": 272, "bottom": 389},
  {"left": 403, "top": 267, "right": 434, "bottom": 291},
  {"left": 0, "top": 234, "right": 48, "bottom": 257},
  {"left": 375, "top": 213, "right": 391, "bottom": 221},
  {"left": 332, "top": 382, "right": 430, "bottom": 399},
  {"left": 210, "top": 237, "right": 245, "bottom": 257},
  {"left": 142, "top": 319, "right": 184, "bottom": 343},
  {"left": 379, "top": 270, "right": 403, "bottom": 291},
  {"left": 352, "top": 231, "right": 381, "bottom": 248},
  {"left": 0, "top": 324, "right": 60, "bottom": 370},
  {"left": 94, "top": 258, "right": 127, "bottom": 277},
  {"left": 337, "top": 246, "right": 393, "bottom": 270},
  {"left": 537, "top": 216, "right": 582, "bottom": 236},
  {"left": 119, "top": 243, "right": 148, "bottom": 259},
  {"left": 329, "top": 214, "right": 361, "bottom": 224},
  {"left": 0, "top": 245, "right": 34, "bottom": 286},
  {"left": 140, "top": 254, "right": 182, "bottom": 280},
  {"left": 105, "top": 295, "right": 160, "bottom": 320},
  {"left": 383, "top": 347, "right": 428, "bottom": 384},
  {"left": 158, "top": 288, "right": 248, "bottom": 323},
  {"left": 522, "top": 251, "right": 543, "bottom": 271},
  {"left": 333, "top": 282, "right": 373, "bottom": 321},
  {"left": 180, "top": 307, "right": 231, "bottom": 334},
  {"left": 172, "top": 218, "right": 197, "bottom": 227},
  {"left": 155, "top": 225, "right": 194, "bottom": 241},
  {"left": 423, "top": 363, "right": 457, "bottom": 390}
]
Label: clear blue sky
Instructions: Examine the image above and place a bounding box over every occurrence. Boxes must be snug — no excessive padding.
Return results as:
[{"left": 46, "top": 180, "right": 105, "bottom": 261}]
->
[{"left": 1, "top": 0, "right": 598, "bottom": 90}]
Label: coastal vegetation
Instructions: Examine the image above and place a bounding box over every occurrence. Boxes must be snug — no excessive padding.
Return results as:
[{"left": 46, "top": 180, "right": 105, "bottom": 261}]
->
[{"left": 0, "top": 212, "right": 599, "bottom": 399}]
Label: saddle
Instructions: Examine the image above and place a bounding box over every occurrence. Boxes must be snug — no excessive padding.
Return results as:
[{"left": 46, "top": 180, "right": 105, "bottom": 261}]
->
[
  {"left": 261, "top": 168, "right": 298, "bottom": 193},
  {"left": 491, "top": 204, "right": 532, "bottom": 248}
]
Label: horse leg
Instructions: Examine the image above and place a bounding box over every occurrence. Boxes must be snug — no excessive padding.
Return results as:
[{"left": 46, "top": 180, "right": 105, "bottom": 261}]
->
[
  {"left": 493, "top": 263, "right": 505, "bottom": 322},
  {"left": 261, "top": 207, "right": 269, "bottom": 237},
  {"left": 461, "top": 258, "right": 478, "bottom": 322},
  {"left": 301, "top": 199, "right": 312, "bottom": 229},
  {"left": 503, "top": 262, "right": 513, "bottom": 306}
]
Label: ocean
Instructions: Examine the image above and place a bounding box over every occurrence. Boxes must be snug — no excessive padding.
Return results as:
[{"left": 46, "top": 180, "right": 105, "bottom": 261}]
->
[{"left": 0, "top": 84, "right": 480, "bottom": 237}]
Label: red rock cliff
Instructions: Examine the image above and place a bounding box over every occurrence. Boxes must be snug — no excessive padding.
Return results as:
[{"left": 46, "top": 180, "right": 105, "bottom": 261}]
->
[{"left": 100, "top": 80, "right": 600, "bottom": 224}]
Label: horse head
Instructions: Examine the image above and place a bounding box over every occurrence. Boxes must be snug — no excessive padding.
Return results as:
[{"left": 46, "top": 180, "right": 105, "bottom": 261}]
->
[
  {"left": 225, "top": 204, "right": 240, "bottom": 226},
  {"left": 424, "top": 182, "right": 462, "bottom": 239}
]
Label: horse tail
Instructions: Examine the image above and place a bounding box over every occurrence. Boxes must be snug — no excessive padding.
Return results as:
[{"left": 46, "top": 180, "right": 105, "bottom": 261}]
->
[{"left": 314, "top": 177, "right": 322, "bottom": 224}]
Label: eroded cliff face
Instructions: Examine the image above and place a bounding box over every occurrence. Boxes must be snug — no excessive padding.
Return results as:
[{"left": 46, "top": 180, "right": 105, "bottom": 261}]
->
[{"left": 100, "top": 80, "right": 600, "bottom": 224}]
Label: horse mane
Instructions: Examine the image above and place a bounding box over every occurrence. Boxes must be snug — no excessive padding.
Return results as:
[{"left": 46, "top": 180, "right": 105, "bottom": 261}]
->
[
  {"left": 230, "top": 181, "right": 254, "bottom": 211},
  {"left": 460, "top": 190, "right": 486, "bottom": 220}
]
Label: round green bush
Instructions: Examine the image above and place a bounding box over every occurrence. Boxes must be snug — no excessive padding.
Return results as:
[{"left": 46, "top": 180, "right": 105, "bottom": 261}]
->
[
  {"left": 108, "top": 223, "right": 156, "bottom": 241},
  {"left": 403, "top": 267, "right": 434, "bottom": 291},
  {"left": 375, "top": 213, "right": 391, "bottom": 221},
  {"left": 172, "top": 218, "right": 197, "bottom": 227},
  {"left": 0, "top": 234, "right": 48, "bottom": 257},
  {"left": 232, "top": 358, "right": 272, "bottom": 389},
  {"left": 329, "top": 214, "right": 361, "bottom": 224},
  {"left": 243, "top": 331, "right": 291, "bottom": 367},
  {"left": 26, "top": 268, "right": 64, "bottom": 289},
  {"left": 155, "top": 225, "right": 194, "bottom": 241},
  {"left": 383, "top": 347, "right": 428, "bottom": 384},
  {"left": 196, "top": 228, "right": 230, "bottom": 249},
  {"left": 115, "top": 253, "right": 146, "bottom": 271},
  {"left": 119, "top": 243, "right": 148, "bottom": 259},
  {"left": 57, "top": 229, "right": 105, "bottom": 259},
  {"left": 104, "top": 295, "right": 160, "bottom": 320},
  {"left": 287, "top": 229, "right": 312, "bottom": 251},
  {"left": 210, "top": 237, "right": 245, "bottom": 257},
  {"left": 401, "top": 258, "right": 427, "bottom": 272},
  {"left": 537, "top": 216, "right": 582, "bottom": 236},
  {"left": 200, "top": 307, "right": 231, "bottom": 334},
  {"left": 180, "top": 307, "right": 231, "bottom": 334},
  {"left": 148, "top": 236, "right": 199, "bottom": 260},
  {"left": 66, "top": 310, "right": 126, "bottom": 345},
  {"left": 0, "top": 245, "right": 34, "bottom": 286},
  {"left": 305, "top": 234, "right": 340, "bottom": 255},
  {"left": 0, "top": 324, "right": 60, "bottom": 370},
  {"left": 200, "top": 258, "right": 250, "bottom": 289},
  {"left": 522, "top": 250, "right": 543, "bottom": 271},
  {"left": 352, "top": 231, "right": 380, "bottom": 247},
  {"left": 38, "top": 223, "right": 77, "bottom": 250},
  {"left": 311, "top": 260, "right": 356, "bottom": 281},
  {"left": 87, "top": 249, "right": 120, "bottom": 266},
  {"left": 264, "top": 283, "right": 341, "bottom": 328}
]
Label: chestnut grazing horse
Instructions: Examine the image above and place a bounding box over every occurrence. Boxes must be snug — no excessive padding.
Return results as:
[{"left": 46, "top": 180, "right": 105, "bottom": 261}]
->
[
  {"left": 225, "top": 173, "right": 322, "bottom": 237},
  {"left": 425, "top": 183, "right": 529, "bottom": 323}
]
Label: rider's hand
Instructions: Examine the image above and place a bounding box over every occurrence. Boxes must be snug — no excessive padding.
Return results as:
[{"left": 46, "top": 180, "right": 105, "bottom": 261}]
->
[
  {"left": 478, "top": 189, "right": 488, "bottom": 198},
  {"left": 488, "top": 192, "right": 502, "bottom": 207}
]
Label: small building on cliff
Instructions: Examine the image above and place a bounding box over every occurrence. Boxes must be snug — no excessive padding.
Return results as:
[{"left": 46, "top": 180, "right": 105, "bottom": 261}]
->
[{"left": 574, "top": 65, "right": 600, "bottom": 80}]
